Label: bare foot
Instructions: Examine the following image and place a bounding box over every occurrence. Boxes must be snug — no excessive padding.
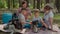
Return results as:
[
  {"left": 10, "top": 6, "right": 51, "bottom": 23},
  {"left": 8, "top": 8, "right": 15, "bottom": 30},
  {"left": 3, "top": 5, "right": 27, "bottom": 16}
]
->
[
  {"left": 47, "top": 28, "right": 58, "bottom": 32},
  {"left": 51, "top": 30, "right": 58, "bottom": 32}
]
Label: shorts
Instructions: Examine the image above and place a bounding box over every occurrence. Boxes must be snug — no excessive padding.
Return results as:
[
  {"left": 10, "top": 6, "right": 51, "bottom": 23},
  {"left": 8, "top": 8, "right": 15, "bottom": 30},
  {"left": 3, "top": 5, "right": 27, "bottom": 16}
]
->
[
  {"left": 23, "top": 23, "right": 31, "bottom": 29},
  {"left": 37, "top": 23, "right": 42, "bottom": 28}
]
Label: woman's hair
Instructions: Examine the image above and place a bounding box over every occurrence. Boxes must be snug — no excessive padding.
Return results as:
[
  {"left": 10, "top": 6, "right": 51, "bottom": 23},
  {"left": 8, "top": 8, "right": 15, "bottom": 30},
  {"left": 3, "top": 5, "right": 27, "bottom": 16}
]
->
[
  {"left": 44, "top": 5, "right": 53, "bottom": 10},
  {"left": 22, "top": 1, "right": 28, "bottom": 7},
  {"left": 21, "top": 8, "right": 27, "bottom": 12}
]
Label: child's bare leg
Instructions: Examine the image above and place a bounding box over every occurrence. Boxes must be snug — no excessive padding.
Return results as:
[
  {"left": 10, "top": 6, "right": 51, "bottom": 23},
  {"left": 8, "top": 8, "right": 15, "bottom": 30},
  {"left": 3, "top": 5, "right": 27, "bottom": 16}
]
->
[
  {"left": 50, "top": 29, "right": 58, "bottom": 32},
  {"left": 20, "top": 29, "right": 26, "bottom": 34}
]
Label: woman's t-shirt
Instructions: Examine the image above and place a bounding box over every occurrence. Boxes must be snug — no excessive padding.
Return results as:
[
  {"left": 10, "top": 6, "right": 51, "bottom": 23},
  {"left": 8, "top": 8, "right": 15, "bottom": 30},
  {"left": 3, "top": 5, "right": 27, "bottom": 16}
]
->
[{"left": 44, "top": 10, "right": 54, "bottom": 26}]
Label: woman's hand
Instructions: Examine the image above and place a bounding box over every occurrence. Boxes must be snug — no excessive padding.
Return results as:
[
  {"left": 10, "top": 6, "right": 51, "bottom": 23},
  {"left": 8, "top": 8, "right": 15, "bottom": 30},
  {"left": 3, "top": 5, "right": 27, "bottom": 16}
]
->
[{"left": 41, "top": 20, "right": 48, "bottom": 28}]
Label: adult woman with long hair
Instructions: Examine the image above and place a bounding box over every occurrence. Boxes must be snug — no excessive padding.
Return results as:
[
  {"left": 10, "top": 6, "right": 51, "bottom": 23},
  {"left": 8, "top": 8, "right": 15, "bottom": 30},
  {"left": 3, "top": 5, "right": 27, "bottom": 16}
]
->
[{"left": 43, "top": 4, "right": 57, "bottom": 32}]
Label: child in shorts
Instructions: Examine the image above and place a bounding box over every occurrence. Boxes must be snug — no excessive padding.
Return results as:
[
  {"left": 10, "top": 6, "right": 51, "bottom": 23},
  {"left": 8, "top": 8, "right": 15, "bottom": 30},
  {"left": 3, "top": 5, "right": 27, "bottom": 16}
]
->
[
  {"left": 18, "top": 8, "right": 31, "bottom": 29},
  {"left": 32, "top": 9, "right": 48, "bottom": 28}
]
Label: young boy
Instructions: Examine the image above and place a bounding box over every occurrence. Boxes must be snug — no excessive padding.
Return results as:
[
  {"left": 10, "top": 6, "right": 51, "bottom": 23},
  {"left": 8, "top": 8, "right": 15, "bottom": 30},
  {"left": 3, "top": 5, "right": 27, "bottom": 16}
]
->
[
  {"left": 18, "top": 8, "right": 26, "bottom": 25},
  {"left": 32, "top": 9, "right": 48, "bottom": 29},
  {"left": 17, "top": 8, "right": 28, "bottom": 34},
  {"left": 18, "top": 8, "right": 31, "bottom": 29}
]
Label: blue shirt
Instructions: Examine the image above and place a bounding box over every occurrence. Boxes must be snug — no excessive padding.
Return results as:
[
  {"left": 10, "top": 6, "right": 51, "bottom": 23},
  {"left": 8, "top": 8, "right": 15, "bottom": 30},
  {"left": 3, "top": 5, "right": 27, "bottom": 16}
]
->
[{"left": 32, "top": 16, "right": 42, "bottom": 23}]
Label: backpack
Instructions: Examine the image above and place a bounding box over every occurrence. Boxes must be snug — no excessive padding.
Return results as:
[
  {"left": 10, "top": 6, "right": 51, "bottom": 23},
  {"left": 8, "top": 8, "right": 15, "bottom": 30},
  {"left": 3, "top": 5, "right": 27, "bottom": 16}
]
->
[{"left": 11, "top": 13, "right": 23, "bottom": 30}]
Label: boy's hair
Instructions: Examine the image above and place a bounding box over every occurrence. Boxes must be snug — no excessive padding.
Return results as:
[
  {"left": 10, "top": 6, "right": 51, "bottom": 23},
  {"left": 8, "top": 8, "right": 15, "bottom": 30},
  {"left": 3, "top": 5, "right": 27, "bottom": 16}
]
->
[
  {"left": 21, "top": 8, "right": 27, "bottom": 12},
  {"left": 33, "top": 9, "right": 40, "bottom": 13}
]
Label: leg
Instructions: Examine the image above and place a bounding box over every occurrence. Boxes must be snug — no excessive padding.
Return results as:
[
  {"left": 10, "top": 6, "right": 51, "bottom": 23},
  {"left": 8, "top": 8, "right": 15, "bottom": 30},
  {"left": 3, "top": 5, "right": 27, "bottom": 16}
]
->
[
  {"left": 23, "top": 23, "right": 31, "bottom": 29},
  {"left": 37, "top": 23, "right": 42, "bottom": 28}
]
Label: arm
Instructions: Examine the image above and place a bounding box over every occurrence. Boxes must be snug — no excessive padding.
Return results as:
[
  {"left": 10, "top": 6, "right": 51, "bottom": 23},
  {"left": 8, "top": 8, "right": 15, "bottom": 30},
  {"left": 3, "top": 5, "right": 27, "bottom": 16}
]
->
[
  {"left": 48, "top": 18, "right": 57, "bottom": 32},
  {"left": 27, "top": 8, "right": 32, "bottom": 16},
  {"left": 49, "top": 12, "right": 54, "bottom": 29},
  {"left": 49, "top": 17, "right": 53, "bottom": 29},
  {"left": 40, "top": 19, "right": 48, "bottom": 28}
]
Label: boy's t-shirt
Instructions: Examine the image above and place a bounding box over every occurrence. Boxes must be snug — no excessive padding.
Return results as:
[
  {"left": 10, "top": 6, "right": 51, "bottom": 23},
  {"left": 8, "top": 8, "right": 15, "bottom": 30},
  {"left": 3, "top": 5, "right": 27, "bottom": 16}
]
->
[
  {"left": 18, "top": 13, "right": 25, "bottom": 23},
  {"left": 18, "top": 14, "right": 29, "bottom": 24},
  {"left": 32, "top": 16, "right": 42, "bottom": 23}
]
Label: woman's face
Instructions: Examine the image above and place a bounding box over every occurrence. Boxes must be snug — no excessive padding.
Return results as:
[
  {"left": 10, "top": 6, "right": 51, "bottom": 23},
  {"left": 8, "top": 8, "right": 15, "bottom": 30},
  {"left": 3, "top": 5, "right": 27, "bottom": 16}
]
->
[
  {"left": 44, "top": 6, "right": 50, "bottom": 13},
  {"left": 44, "top": 9, "right": 49, "bottom": 13},
  {"left": 22, "top": 3, "right": 27, "bottom": 8}
]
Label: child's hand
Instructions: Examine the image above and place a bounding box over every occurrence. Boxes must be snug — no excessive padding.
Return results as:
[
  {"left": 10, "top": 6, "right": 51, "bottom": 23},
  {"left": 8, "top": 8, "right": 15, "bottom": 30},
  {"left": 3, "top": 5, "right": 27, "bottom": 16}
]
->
[{"left": 29, "top": 21, "right": 32, "bottom": 24}]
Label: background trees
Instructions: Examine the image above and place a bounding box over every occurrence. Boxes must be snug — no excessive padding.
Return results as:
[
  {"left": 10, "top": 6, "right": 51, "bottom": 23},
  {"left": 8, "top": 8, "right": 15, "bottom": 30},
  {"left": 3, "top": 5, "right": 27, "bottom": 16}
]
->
[
  {"left": 55, "top": 0, "right": 60, "bottom": 13},
  {"left": 0, "top": 0, "right": 60, "bottom": 13}
]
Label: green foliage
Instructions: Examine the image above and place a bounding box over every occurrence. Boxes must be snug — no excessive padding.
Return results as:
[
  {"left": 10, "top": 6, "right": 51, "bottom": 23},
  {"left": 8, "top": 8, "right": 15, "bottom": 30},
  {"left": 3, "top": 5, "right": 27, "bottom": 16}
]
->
[
  {"left": 13, "top": 0, "right": 19, "bottom": 8},
  {"left": 0, "top": 0, "right": 4, "bottom": 8},
  {"left": 54, "top": 13, "right": 60, "bottom": 20},
  {"left": 0, "top": 0, "right": 7, "bottom": 8}
]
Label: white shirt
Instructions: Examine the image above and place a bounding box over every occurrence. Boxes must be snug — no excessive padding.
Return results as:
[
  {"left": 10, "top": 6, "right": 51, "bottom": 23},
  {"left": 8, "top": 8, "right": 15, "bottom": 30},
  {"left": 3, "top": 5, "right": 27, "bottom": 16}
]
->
[
  {"left": 18, "top": 13, "right": 25, "bottom": 23},
  {"left": 44, "top": 10, "right": 54, "bottom": 26}
]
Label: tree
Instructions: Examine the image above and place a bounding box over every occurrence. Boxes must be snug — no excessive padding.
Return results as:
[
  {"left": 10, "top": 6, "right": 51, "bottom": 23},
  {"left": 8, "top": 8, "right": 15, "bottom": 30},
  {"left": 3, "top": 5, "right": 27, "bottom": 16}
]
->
[
  {"left": 7, "top": 0, "right": 10, "bottom": 9},
  {"left": 55, "top": 0, "right": 60, "bottom": 13},
  {"left": 19, "top": 0, "right": 22, "bottom": 7},
  {"left": 13, "top": 0, "right": 19, "bottom": 8},
  {"left": 0, "top": 0, "right": 7, "bottom": 8},
  {"left": 13, "top": 0, "right": 15, "bottom": 8},
  {"left": 45, "top": 0, "right": 49, "bottom": 3},
  {"left": 33, "top": 0, "right": 35, "bottom": 9},
  {"left": 37, "top": 0, "right": 40, "bottom": 10},
  {"left": 7, "top": 0, "right": 13, "bottom": 9},
  {"left": 0, "top": 0, "right": 4, "bottom": 8}
]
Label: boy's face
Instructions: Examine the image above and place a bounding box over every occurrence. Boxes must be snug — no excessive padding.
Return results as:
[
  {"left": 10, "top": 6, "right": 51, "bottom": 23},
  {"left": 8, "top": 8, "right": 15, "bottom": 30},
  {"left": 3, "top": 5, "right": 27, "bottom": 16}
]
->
[
  {"left": 22, "top": 10, "right": 27, "bottom": 15},
  {"left": 35, "top": 12, "right": 39, "bottom": 16}
]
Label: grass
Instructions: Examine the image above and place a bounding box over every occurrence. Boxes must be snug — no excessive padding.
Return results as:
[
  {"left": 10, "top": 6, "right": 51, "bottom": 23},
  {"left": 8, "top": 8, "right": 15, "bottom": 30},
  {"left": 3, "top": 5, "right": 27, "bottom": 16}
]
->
[
  {"left": 54, "top": 13, "right": 60, "bottom": 20},
  {"left": 39, "top": 13, "right": 60, "bottom": 20}
]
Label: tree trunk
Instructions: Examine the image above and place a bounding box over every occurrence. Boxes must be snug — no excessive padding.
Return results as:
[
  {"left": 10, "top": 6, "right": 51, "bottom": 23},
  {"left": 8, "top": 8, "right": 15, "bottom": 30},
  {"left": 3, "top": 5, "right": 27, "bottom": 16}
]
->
[
  {"left": 41, "top": 0, "right": 42, "bottom": 8},
  {"left": 13, "top": 0, "right": 15, "bottom": 8},
  {"left": 11, "top": 0, "right": 13, "bottom": 9},
  {"left": 37, "top": 0, "right": 40, "bottom": 10},
  {"left": 7, "top": 0, "right": 10, "bottom": 9},
  {"left": 33, "top": 0, "right": 35, "bottom": 9},
  {"left": 45, "top": 0, "right": 49, "bottom": 3},
  {"left": 19, "top": 0, "right": 22, "bottom": 7},
  {"left": 55, "top": 0, "right": 60, "bottom": 13}
]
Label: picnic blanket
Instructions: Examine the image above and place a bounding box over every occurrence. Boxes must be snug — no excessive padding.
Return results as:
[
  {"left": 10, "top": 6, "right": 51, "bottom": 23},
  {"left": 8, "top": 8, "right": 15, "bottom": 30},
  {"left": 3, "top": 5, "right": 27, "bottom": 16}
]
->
[
  {"left": 0, "top": 24, "right": 60, "bottom": 34},
  {"left": 25, "top": 24, "right": 60, "bottom": 34}
]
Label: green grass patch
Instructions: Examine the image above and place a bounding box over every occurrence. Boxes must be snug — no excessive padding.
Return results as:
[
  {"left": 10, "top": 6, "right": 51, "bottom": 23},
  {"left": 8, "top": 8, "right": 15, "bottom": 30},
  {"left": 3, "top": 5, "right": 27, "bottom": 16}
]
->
[
  {"left": 39, "top": 13, "right": 60, "bottom": 20},
  {"left": 54, "top": 13, "right": 60, "bottom": 20}
]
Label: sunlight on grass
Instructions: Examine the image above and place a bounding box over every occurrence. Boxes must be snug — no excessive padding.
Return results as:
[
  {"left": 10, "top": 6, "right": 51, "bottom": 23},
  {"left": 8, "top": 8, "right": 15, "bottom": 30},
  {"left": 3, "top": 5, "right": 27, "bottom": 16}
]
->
[
  {"left": 39, "top": 13, "right": 60, "bottom": 20},
  {"left": 39, "top": 13, "right": 60, "bottom": 26},
  {"left": 54, "top": 13, "right": 60, "bottom": 20}
]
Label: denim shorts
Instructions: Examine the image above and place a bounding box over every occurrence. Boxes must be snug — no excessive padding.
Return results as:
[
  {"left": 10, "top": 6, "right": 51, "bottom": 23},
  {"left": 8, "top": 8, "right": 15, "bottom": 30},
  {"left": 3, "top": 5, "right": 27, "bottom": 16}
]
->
[
  {"left": 37, "top": 23, "right": 42, "bottom": 28},
  {"left": 23, "top": 23, "right": 31, "bottom": 29}
]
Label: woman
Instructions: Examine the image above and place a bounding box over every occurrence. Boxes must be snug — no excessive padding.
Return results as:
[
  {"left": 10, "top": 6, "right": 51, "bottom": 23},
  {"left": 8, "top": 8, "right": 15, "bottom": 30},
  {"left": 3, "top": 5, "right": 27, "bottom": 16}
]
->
[
  {"left": 43, "top": 4, "right": 57, "bottom": 32},
  {"left": 17, "top": 1, "right": 31, "bottom": 20}
]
